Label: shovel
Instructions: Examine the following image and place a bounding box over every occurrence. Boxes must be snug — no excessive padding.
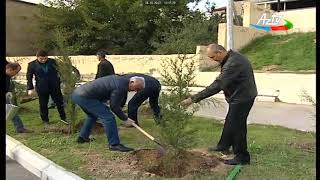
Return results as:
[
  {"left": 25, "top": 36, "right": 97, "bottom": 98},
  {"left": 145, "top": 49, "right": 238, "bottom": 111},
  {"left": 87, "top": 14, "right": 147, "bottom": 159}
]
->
[
  {"left": 20, "top": 95, "right": 38, "bottom": 104},
  {"left": 131, "top": 123, "right": 166, "bottom": 155}
]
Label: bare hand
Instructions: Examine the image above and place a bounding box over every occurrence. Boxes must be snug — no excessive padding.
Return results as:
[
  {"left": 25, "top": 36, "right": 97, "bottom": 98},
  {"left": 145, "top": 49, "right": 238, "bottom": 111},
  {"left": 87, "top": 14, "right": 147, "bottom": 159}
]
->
[
  {"left": 181, "top": 98, "right": 193, "bottom": 107},
  {"left": 27, "top": 90, "right": 34, "bottom": 96},
  {"left": 123, "top": 118, "right": 135, "bottom": 127}
]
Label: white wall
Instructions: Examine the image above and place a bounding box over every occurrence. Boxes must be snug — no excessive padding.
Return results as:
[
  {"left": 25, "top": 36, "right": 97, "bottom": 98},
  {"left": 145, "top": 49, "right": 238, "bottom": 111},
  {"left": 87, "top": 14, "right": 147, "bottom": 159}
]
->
[
  {"left": 272, "top": 8, "right": 316, "bottom": 33},
  {"left": 195, "top": 72, "right": 315, "bottom": 105}
]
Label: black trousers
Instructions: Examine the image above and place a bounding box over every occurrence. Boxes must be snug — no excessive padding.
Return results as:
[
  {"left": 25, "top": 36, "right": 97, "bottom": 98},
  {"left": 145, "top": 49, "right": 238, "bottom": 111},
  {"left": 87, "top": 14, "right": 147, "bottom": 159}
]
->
[
  {"left": 217, "top": 99, "right": 255, "bottom": 162},
  {"left": 37, "top": 88, "right": 66, "bottom": 122},
  {"left": 128, "top": 88, "right": 161, "bottom": 125}
]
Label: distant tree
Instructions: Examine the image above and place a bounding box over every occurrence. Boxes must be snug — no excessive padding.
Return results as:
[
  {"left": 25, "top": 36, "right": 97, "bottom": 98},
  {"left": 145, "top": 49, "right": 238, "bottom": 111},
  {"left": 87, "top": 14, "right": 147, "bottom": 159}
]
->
[
  {"left": 33, "top": 0, "right": 204, "bottom": 55},
  {"left": 151, "top": 6, "right": 224, "bottom": 54}
]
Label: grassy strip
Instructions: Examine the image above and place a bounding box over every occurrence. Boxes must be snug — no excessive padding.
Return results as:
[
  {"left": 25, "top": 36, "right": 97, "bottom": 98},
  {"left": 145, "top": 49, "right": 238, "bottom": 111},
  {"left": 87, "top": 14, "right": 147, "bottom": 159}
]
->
[
  {"left": 240, "top": 32, "right": 316, "bottom": 71},
  {"left": 6, "top": 100, "right": 316, "bottom": 179}
]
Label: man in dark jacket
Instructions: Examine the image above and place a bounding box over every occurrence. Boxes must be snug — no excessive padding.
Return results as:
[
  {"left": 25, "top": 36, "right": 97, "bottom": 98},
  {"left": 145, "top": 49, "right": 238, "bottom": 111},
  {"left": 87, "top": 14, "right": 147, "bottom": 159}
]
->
[
  {"left": 48, "top": 65, "right": 81, "bottom": 109},
  {"left": 181, "top": 43, "right": 257, "bottom": 165},
  {"left": 123, "top": 73, "right": 162, "bottom": 126},
  {"left": 95, "top": 51, "right": 115, "bottom": 79},
  {"left": 26, "top": 50, "right": 67, "bottom": 126},
  {"left": 6, "top": 60, "right": 33, "bottom": 133},
  {"left": 71, "top": 75, "right": 145, "bottom": 152}
]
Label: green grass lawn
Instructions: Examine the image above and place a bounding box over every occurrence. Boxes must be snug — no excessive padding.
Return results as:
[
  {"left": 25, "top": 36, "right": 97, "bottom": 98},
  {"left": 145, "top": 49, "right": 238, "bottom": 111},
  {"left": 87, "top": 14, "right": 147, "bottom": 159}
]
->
[
  {"left": 6, "top": 100, "right": 316, "bottom": 180},
  {"left": 240, "top": 32, "right": 316, "bottom": 71}
]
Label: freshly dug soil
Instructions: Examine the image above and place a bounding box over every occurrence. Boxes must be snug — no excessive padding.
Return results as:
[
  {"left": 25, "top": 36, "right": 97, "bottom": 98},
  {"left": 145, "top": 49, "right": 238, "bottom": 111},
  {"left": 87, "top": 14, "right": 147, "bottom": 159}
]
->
[
  {"left": 41, "top": 127, "right": 71, "bottom": 134},
  {"left": 128, "top": 149, "right": 221, "bottom": 178},
  {"left": 288, "top": 142, "right": 315, "bottom": 153},
  {"left": 40, "top": 122, "right": 105, "bottom": 134},
  {"left": 75, "top": 121, "right": 105, "bottom": 134}
]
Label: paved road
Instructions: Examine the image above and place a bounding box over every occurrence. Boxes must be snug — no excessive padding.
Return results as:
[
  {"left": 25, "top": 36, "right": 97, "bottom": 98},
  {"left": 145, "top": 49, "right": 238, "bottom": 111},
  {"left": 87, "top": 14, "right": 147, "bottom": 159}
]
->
[
  {"left": 195, "top": 100, "right": 316, "bottom": 132},
  {"left": 127, "top": 92, "right": 316, "bottom": 132},
  {"left": 6, "top": 156, "right": 39, "bottom": 180}
]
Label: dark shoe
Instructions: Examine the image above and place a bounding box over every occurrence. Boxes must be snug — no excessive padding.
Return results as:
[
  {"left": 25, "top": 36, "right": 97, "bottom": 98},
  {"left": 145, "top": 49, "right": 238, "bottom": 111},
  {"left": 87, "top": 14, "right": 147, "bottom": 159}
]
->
[
  {"left": 60, "top": 119, "right": 69, "bottom": 125},
  {"left": 224, "top": 158, "right": 250, "bottom": 165},
  {"left": 77, "top": 136, "right": 94, "bottom": 144},
  {"left": 109, "top": 144, "right": 134, "bottom": 152},
  {"left": 154, "top": 114, "right": 162, "bottom": 125},
  {"left": 17, "top": 128, "right": 34, "bottom": 133},
  {"left": 208, "top": 146, "right": 231, "bottom": 154}
]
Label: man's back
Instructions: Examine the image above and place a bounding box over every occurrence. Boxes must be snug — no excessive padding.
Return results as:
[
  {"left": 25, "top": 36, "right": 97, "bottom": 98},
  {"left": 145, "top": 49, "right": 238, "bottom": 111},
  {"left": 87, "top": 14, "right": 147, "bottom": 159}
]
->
[
  {"left": 123, "top": 73, "right": 160, "bottom": 90},
  {"left": 95, "top": 59, "right": 115, "bottom": 79},
  {"left": 74, "top": 75, "right": 128, "bottom": 102}
]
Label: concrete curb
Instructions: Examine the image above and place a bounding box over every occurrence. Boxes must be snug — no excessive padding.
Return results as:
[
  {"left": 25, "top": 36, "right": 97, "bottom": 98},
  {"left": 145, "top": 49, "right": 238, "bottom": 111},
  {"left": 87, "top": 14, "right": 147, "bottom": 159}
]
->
[{"left": 6, "top": 135, "right": 84, "bottom": 180}]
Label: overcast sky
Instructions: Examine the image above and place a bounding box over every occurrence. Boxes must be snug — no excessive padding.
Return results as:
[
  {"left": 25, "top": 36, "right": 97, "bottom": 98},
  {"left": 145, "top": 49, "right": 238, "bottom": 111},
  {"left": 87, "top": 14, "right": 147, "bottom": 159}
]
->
[{"left": 20, "top": 0, "right": 227, "bottom": 12}]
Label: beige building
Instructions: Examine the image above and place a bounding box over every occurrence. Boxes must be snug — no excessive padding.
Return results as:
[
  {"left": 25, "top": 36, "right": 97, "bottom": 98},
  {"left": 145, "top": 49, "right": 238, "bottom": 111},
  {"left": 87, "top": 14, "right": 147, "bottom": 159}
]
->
[
  {"left": 218, "top": 0, "right": 315, "bottom": 50},
  {"left": 6, "top": 0, "right": 40, "bottom": 56}
]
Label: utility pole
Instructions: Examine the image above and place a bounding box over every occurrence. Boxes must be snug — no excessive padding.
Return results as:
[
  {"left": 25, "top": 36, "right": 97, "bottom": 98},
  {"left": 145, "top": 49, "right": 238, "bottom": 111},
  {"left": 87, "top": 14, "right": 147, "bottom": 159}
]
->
[{"left": 226, "top": 0, "right": 234, "bottom": 50}]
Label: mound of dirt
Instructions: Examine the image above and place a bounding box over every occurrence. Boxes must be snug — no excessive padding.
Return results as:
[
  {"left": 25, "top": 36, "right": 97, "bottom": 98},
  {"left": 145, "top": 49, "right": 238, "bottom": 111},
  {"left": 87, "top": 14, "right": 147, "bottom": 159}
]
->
[
  {"left": 288, "top": 142, "right": 315, "bottom": 153},
  {"left": 75, "top": 121, "right": 105, "bottom": 134},
  {"left": 128, "top": 149, "right": 221, "bottom": 178},
  {"left": 40, "top": 122, "right": 105, "bottom": 134}
]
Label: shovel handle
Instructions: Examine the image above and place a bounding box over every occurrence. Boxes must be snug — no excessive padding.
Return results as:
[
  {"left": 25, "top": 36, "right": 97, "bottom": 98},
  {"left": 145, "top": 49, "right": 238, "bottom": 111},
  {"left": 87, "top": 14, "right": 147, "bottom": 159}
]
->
[{"left": 132, "top": 123, "right": 155, "bottom": 141}]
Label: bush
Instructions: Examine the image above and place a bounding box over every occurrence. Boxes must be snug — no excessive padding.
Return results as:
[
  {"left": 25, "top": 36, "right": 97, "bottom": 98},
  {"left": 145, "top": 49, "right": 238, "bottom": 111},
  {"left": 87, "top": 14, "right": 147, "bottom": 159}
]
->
[
  {"left": 54, "top": 29, "right": 79, "bottom": 134},
  {"left": 156, "top": 54, "right": 199, "bottom": 174}
]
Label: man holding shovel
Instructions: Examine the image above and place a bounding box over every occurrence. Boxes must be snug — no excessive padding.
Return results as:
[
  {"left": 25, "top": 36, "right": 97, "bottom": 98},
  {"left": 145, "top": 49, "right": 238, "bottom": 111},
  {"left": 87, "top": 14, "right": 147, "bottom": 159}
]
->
[
  {"left": 6, "top": 61, "right": 33, "bottom": 133},
  {"left": 71, "top": 75, "right": 145, "bottom": 152},
  {"left": 181, "top": 43, "right": 257, "bottom": 165}
]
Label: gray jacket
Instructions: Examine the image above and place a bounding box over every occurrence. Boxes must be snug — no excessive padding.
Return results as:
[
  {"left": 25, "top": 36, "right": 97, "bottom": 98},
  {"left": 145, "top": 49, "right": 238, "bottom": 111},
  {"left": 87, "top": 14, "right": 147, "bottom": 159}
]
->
[
  {"left": 73, "top": 75, "right": 129, "bottom": 120},
  {"left": 191, "top": 50, "right": 257, "bottom": 103}
]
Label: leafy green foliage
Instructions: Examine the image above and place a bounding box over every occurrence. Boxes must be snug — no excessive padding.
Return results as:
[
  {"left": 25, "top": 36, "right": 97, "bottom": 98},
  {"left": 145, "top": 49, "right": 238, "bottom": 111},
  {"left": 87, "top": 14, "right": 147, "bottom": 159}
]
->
[
  {"left": 158, "top": 55, "right": 199, "bottom": 156},
  {"left": 33, "top": 0, "right": 220, "bottom": 55},
  {"left": 152, "top": 12, "right": 223, "bottom": 54},
  {"left": 10, "top": 81, "right": 27, "bottom": 106},
  {"left": 158, "top": 54, "right": 220, "bottom": 156},
  {"left": 53, "top": 29, "right": 79, "bottom": 133},
  {"left": 160, "top": 54, "right": 197, "bottom": 99}
]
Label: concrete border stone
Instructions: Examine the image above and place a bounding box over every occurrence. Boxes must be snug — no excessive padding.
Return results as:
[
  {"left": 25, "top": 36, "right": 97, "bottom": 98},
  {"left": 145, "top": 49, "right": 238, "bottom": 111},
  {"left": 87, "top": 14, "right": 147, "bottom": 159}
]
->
[{"left": 6, "top": 135, "right": 84, "bottom": 180}]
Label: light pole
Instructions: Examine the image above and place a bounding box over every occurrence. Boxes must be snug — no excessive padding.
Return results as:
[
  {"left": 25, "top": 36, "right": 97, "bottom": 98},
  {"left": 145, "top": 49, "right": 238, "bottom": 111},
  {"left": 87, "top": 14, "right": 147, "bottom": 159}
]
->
[
  {"left": 277, "top": 0, "right": 281, "bottom": 12},
  {"left": 226, "top": 0, "right": 234, "bottom": 50}
]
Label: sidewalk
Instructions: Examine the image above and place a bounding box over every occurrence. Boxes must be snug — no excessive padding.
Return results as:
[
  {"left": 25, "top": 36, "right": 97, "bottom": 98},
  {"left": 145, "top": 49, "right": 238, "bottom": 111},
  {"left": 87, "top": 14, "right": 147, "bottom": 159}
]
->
[
  {"left": 194, "top": 100, "right": 316, "bottom": 132},
  {"left": 6, "top": 156, "right": 39, "bottom": 180},
  {"left": 126, "top": 92, "right": 316, "bottom": 132},
  {"left": 6, "top": 135, "right": 84, "bottom": 180}
]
